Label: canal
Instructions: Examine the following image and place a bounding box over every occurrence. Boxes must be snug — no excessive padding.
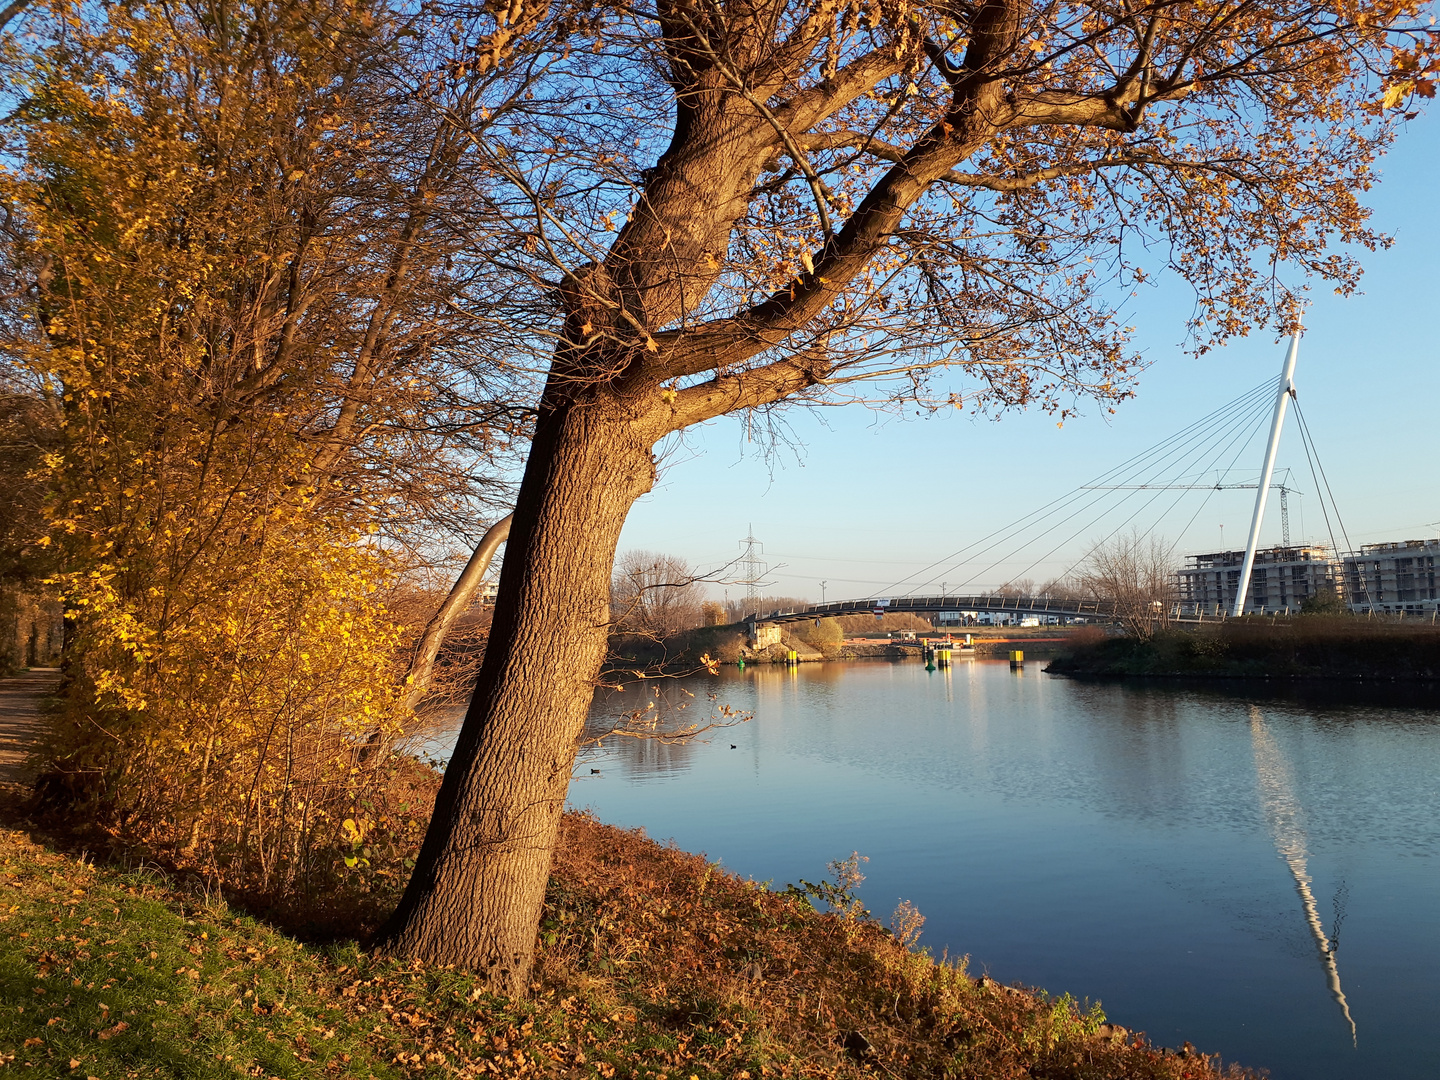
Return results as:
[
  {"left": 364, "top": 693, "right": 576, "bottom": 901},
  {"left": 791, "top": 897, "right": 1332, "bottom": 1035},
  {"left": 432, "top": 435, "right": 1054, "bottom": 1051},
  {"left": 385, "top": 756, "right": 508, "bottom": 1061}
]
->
[{"left": 433, "top": 659, "right": 1440, "bottom": 1080}]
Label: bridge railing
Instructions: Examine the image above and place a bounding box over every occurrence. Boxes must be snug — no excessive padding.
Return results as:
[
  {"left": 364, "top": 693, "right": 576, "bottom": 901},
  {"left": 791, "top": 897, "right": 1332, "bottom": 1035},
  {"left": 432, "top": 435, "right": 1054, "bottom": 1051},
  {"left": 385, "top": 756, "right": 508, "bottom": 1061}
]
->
[{"left": 746, "top": 595, "right": 1122, "bottom": 624}]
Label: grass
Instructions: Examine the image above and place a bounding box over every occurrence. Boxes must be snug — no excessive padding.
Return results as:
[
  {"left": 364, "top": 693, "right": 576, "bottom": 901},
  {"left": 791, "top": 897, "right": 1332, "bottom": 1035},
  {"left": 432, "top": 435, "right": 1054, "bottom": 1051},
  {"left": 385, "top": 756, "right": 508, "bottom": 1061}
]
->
[
  {"left": 1, "top": 812, "right": 1257, "bottom": 1080},
  {"left": 1, "top": 829, "right": 397, "bottom": 1078}
]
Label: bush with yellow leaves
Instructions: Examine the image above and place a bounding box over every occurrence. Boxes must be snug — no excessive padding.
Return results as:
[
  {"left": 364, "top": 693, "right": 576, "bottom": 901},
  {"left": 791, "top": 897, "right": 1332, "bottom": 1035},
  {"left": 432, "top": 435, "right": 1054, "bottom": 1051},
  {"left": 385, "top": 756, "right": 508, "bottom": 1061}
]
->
[
  {"left": 46, "top": 509, "right": 406, "bottom": 888},
  {"left": 3, "top": 0, "right": 440, "bottom": 890}
]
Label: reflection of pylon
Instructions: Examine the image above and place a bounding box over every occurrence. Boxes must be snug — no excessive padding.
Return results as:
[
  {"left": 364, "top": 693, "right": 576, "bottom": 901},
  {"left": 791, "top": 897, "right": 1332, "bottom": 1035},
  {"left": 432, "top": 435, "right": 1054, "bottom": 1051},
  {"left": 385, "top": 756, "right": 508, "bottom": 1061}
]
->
[{"left": 738, "top": 525, "right": 768, "bottom": 607}]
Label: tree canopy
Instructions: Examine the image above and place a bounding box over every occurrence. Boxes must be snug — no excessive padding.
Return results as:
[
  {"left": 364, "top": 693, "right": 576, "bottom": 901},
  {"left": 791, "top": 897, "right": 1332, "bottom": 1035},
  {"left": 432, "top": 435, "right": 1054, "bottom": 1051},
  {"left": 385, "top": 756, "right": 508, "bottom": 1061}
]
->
[
  {"left": 0, "top": 0, "right": 531, "bottom": 876},
  {"left": 381, "top": 0, "right": 1438, "bottom": 434}
]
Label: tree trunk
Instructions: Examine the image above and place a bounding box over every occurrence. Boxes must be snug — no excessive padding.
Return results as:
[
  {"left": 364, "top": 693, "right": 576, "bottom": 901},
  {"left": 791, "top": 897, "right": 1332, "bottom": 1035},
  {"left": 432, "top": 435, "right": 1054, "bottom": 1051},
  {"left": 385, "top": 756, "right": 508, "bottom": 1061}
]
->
[
  {"left": 376, "top": 392, "right": 657, "bottom": 992},
  {"left": 402, "top": 512, "right": 512, "bottom": 713}
]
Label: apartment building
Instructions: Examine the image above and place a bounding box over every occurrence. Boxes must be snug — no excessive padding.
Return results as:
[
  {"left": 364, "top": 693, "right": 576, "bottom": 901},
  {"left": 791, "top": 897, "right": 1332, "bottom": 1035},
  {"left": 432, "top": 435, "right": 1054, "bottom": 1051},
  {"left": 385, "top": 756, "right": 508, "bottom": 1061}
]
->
[
  {"left": 1340, "top": 539, "right": 1440, "bottom": 615},
  {"left": 1176, "top": 545, "right": 1338, "bottom": 615}
]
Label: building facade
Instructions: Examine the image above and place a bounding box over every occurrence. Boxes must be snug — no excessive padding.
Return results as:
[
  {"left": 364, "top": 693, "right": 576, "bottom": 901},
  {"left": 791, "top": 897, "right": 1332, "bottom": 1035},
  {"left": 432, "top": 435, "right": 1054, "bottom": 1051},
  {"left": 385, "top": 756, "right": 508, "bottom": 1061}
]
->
[
  {"left": 1176, "top": 545, "right": 1338, "bottom": 615},
  {"left": 1340, "top": 539, "right": 1440, "bottom": 615}
]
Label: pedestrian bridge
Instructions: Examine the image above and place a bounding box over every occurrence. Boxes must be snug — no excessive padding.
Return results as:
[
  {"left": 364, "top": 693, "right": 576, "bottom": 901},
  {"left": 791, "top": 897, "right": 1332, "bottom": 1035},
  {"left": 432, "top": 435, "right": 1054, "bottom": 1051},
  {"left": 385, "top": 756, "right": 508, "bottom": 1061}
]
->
[{"left": 746, "top": 595, "right": 1120, "bottom": 626}]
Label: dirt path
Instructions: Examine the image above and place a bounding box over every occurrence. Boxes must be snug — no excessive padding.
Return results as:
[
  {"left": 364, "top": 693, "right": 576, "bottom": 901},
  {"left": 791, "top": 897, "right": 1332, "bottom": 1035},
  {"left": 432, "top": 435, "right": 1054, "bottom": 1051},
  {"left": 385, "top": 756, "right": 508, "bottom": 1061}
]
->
[{"left": 0, "top": 667, "right": 60, "bottom": 809}]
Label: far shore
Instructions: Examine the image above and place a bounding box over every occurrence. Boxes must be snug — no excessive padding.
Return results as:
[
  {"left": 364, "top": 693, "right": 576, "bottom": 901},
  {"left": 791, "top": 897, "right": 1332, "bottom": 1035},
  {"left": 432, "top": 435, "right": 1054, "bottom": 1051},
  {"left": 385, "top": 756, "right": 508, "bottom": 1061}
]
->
[
  {"left": 1045, "top": 617, "right": 1440, "bottom": 684},
  {"left": 606, "top": 621, "right": 1094, "bottom": 672}
]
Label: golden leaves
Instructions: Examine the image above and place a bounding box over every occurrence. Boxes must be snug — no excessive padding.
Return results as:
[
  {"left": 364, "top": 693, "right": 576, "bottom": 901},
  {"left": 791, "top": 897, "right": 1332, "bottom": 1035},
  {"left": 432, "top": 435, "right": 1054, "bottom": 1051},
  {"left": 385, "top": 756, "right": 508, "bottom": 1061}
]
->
[{"left": 1382, "top": 78, "right": 1436, "bottom": 109}]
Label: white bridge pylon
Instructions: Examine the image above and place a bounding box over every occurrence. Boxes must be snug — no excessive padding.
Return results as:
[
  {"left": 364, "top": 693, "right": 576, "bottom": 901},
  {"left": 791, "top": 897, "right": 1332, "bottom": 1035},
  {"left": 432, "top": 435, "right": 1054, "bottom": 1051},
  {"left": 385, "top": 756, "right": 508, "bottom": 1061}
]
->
[{"left": 1232, "top": 333, "right": 1301, "bottom": 617}]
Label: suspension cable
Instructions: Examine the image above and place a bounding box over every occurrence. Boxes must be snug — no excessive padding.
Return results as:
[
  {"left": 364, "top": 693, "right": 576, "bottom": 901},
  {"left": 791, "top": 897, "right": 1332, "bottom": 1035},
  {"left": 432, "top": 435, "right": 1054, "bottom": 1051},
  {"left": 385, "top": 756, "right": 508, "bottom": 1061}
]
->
[
  {"left": 879, "top": 378, "right": 1278, "bottom": 596},
  {"left": 1002, "top": 387, "right": 1275, "bottom": 590},
  {"left": 1292, "top": 395, "right": 1370, "bottom": 610}
]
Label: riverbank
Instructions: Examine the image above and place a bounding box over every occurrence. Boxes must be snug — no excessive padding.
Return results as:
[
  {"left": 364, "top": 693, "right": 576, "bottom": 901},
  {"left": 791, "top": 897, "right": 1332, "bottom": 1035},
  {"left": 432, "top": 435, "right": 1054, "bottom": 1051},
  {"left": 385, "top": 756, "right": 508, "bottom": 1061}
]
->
[
  {"left": 1046, "top": 617, "right": 1440, "bottom": 681},
  {"left": 0, "top": 815, "right": 1254, "bottom": 1080}
]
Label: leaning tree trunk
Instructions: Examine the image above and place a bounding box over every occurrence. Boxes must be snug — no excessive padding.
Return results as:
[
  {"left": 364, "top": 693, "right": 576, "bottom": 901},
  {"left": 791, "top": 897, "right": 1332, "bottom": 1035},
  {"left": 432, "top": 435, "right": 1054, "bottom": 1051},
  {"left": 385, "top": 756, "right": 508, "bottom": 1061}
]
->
[
  {"left": 376, "top": 390, "right": 657, "bottom": 991},
  {"left": 402, "top": 512, "right": 512, "bottom": 713}
]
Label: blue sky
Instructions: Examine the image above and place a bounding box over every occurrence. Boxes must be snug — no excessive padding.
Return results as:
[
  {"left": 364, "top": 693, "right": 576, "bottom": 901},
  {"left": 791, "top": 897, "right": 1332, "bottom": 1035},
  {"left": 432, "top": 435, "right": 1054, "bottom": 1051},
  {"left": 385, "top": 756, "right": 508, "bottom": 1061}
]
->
[{"left": 617, "top": 113, "right": 1440, "bottom": 604}]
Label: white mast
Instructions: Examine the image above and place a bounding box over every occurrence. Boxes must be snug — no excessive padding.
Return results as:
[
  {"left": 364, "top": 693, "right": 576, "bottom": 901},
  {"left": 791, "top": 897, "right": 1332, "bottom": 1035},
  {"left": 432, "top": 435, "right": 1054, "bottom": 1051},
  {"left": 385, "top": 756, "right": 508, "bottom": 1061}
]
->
[{"left": 1231, "top": 333, "right": 1300, "bottom": 616}]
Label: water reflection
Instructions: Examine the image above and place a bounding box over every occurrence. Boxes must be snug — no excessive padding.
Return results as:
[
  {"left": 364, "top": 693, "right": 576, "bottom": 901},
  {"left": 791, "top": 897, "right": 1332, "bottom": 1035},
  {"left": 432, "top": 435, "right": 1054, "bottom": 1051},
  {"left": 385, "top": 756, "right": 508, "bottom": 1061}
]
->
[
  {"left": 1247, "top": 705, "right": 1357, "bottom": 1044},
  {"left": 584, "top": 680, "right": 749, "bottom": 781},
  {"left": 427, "top": 660, "right": 1440, "bottom": 1079}
]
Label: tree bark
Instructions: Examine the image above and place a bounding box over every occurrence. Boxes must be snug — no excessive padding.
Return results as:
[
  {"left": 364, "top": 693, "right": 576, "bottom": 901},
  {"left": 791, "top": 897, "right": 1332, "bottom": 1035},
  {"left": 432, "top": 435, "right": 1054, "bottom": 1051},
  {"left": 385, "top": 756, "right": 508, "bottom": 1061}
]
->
[{"left": 376, "top": 389, "right": 657, "bottom": 992}]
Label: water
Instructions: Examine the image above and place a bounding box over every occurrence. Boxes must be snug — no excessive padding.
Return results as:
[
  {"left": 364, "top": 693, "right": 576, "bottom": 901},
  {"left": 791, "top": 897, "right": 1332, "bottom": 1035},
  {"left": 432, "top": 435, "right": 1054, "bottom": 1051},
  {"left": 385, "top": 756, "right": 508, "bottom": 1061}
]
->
[{"left": 429, "top": 660, "right": 1440, "bottom": 1080}]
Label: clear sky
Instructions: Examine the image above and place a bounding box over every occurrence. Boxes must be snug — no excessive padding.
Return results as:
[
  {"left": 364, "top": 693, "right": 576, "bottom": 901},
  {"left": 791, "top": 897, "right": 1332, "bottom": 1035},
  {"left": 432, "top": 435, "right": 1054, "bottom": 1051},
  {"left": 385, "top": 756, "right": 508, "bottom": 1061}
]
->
[{"left": 616, "top": 113, "right": 1440, "bottom": 605}]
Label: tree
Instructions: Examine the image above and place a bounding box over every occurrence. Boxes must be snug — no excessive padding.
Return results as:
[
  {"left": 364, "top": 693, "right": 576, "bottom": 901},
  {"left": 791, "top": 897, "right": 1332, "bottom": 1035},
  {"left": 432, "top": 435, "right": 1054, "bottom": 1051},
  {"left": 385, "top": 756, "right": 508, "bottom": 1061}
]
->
[
  {"left": 368, "top": 0, "right": 1435, "bottom": 990},
  {"left": 722, "top": 595, "right": 811, "bottom": 622},
  {"left": 1078, "top": 529, "right": 1177, "bottom": 639},
  {"left": 0, "top": 0, "right": 532, "bottom": 870},
  {"left": 0, "top": 387, "right": 61, "bottom": 671},
  {"left": 611, "top": 549, "right": 705, "bottom": 636},
  {"left": 991, "top": 578, "right": 1036, "bottom": 598},
  {"left": 1038, "top": 576, "right": 1086, "bottom": 601},
  {"left": 404, "top": 514, "right": 513, "bottom": 714},
  {"left": 1300, "top": 587, "right": 1347, "bottom": 616}
]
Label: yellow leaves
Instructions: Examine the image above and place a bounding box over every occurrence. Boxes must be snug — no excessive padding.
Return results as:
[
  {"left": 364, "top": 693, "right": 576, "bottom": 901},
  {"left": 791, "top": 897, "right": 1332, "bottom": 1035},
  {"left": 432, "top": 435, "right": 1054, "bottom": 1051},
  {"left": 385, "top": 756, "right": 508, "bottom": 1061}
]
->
[{"left": 1381, "top": 82, "right": 1408, "bottom": 109}]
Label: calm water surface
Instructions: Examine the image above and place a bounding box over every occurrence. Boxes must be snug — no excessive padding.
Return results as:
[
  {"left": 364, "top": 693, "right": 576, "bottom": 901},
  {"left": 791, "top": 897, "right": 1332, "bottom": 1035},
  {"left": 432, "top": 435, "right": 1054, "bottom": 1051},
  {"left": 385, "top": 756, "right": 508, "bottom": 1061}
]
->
[{"left": 436, "top": 660, "right": 1440, "bottom": 1080}]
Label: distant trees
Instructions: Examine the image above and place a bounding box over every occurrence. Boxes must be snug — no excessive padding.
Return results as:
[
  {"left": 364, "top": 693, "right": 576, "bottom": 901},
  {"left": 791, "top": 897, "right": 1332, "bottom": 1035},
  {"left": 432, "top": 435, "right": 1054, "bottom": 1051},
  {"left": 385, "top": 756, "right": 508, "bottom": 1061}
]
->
[
  {"left": 1301, "top": 588, "right": 1347, "bottom": 616},
  {"left": 1077, "top": 530, "right": 1178, "bottom": 639},
  {"left": 1037, "top": 577, "right": 1087, "bottom": 602},
  {"left": 989, "top": 579, "right": 1036, "bottom": 599},
  {"left": 611, "top": 551, "right": 705, "bottom": 637},
  {"left": 722, "top": 595, "right": 811, "bottom": 623},
  {"left": 0, "top": 390, "right": 60, "bottom": 671}
]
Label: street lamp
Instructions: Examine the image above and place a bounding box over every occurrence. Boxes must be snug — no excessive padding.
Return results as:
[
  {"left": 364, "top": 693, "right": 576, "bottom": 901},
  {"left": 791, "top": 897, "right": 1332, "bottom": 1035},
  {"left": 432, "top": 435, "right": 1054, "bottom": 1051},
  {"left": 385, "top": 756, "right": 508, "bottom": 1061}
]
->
[{"left": 820, "top": 581, "right": 827, "bottom": 604}]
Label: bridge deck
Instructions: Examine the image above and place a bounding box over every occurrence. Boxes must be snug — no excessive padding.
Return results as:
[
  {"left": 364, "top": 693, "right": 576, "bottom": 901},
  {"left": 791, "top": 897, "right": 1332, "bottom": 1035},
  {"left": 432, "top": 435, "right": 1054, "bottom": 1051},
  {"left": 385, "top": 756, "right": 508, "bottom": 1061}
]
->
[{"left": 747, "top": 595, "right": 1119, "bottom": 624}]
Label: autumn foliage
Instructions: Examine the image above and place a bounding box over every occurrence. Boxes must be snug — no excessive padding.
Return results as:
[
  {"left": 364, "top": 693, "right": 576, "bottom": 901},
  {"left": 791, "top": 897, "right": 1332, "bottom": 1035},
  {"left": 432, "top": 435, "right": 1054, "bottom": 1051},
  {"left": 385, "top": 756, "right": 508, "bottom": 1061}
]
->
[{"left": 0, "top": 0, "right": 512, "bottom": 883}]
